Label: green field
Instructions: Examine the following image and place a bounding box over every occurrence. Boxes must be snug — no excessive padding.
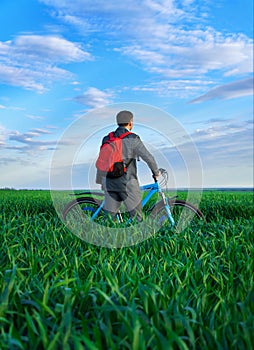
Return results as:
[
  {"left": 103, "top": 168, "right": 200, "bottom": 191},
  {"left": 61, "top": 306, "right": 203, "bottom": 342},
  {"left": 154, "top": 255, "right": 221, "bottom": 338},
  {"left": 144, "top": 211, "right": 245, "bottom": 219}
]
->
[{"left": 0, "top": 190, "right": 253, "bottom": 349}]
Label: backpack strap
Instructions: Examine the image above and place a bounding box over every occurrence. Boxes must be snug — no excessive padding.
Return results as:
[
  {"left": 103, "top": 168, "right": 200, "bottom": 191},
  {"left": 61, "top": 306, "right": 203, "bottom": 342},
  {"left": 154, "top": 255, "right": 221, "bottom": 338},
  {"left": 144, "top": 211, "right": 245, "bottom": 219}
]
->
[
  {"left": 107, "top": 131, "right": 132, "bottom": 140},
  {"left": 108, "top": 132, "right": 115, "bottom": 141},
  {"left": 106, "top": 131, "right": 132, "bottom": 141},
  {"left": 118, "top": 131, "right": 133, "bottom": 169},
  {"left": 118, "top": 131, "right": 132, "bottom": 139}
]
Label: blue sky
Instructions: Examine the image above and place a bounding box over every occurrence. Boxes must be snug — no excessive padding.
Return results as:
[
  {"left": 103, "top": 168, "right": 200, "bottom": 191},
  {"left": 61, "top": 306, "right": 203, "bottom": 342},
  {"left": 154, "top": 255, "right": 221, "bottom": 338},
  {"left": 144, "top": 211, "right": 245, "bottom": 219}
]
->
[{"left": 0, "top": 0, "right": 253, "bottom": 189}]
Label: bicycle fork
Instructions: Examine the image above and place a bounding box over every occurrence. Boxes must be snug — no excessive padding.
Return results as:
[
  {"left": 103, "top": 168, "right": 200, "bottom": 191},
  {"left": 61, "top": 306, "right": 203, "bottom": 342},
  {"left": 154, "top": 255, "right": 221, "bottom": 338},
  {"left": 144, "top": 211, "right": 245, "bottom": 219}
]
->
[{"left": 160, "top": 192, "right": 175, "bottom": 227}]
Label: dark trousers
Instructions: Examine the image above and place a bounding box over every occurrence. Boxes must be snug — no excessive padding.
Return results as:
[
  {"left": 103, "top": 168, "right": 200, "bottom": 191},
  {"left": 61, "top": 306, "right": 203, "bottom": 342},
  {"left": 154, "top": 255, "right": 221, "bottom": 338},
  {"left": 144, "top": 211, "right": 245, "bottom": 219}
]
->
[{"left": 103, "top": 178, "right": 142, "bottom": 221}]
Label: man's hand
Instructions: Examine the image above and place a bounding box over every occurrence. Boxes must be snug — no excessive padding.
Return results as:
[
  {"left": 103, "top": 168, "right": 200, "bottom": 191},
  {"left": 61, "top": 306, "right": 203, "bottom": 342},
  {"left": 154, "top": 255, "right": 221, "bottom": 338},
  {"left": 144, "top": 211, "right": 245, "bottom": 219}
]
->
[{"left": 152, "top": 170, "right": 161, "bottom": 182}]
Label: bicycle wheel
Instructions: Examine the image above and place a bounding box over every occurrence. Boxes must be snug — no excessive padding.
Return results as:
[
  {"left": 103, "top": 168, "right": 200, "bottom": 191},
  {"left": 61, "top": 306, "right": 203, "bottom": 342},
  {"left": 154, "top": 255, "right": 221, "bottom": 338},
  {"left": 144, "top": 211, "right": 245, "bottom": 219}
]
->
[
  {"left": 62, "top": 197, "right": 105, "bottom": 226},
  {"left": 151, "top": 199, "right": 205, "bottom": 233}
]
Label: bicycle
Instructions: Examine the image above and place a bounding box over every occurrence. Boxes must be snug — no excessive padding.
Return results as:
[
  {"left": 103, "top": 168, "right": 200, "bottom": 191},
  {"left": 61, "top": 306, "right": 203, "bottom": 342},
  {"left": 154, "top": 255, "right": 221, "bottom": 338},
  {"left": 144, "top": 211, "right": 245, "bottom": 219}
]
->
[{"left": 62, "top": 169, "right": 205, "bottom": 233}]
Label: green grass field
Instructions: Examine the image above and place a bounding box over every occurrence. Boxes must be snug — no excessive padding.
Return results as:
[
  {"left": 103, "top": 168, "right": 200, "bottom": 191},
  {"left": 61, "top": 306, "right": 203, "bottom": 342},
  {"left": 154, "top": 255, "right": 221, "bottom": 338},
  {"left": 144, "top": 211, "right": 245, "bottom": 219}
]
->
[{"left": 0, "top": 190, "right": 253, "bottom": 349}]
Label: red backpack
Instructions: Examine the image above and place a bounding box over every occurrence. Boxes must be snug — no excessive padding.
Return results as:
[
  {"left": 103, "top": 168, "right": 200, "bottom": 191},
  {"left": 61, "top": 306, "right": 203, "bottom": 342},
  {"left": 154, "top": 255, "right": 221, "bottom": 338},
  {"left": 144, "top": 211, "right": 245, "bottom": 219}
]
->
[{"left": 96, "top": 131, "right": 132, "bottom": 178}]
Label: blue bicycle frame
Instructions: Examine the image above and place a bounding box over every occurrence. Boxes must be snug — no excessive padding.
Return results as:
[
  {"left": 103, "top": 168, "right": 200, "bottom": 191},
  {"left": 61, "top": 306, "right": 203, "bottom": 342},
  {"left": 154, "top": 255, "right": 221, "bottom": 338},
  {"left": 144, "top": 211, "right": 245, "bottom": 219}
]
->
[
  {"left": 141, "top": 182, "right": 175, "bottom": 226},
  {"left": 91, "top": 180, "right": 175, "bottom": 226}
]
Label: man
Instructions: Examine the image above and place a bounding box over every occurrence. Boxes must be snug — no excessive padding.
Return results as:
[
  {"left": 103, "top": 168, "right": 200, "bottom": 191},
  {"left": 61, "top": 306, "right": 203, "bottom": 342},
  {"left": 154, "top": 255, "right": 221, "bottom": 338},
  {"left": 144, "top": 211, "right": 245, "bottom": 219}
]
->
[{"left": 96, "top": 110, "right": 160, "bottom": 221}]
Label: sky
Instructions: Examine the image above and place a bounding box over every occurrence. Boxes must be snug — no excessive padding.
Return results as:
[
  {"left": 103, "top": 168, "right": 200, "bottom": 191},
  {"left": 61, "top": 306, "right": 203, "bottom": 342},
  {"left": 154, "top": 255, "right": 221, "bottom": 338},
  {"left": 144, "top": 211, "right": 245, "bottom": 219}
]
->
[{"left": 0, "top": 0, "right": 253, "bottom": 189}]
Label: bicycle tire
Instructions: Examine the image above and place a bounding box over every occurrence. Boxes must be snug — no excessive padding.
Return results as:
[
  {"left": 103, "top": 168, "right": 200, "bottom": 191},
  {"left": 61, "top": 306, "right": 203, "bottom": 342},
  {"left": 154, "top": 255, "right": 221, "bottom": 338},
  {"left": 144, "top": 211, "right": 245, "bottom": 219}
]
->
[
  {"left": 151, "top": 199, "right": 205, "bottom": 233},
  {"left": 62, "top": 196, "right": 103, "bottom": 223}
]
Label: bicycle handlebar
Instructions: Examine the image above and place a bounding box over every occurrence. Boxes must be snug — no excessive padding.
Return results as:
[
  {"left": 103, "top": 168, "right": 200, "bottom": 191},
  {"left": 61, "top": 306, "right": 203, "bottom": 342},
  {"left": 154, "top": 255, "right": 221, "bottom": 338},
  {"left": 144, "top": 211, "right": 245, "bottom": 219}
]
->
[
  {"left": 153, "top": 168, "right": 167, "bottom": 182},
  {"left": 159, "top": 168, "right": 167, "bottom": 174}
]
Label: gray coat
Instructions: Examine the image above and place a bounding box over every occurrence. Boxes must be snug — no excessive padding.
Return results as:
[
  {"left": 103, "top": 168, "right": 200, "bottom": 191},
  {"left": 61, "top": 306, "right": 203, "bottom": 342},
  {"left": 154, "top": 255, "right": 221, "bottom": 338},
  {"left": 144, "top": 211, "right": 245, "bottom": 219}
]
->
[{"left": 96, "top": 126, "right": 159, "bottom": 192}]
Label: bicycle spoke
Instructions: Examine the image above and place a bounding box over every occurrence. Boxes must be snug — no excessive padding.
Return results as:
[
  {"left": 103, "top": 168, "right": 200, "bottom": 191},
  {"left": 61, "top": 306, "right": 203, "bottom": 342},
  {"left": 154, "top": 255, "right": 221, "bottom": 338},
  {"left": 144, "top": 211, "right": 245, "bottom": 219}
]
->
[
  {"left": 171, "top": 202, "right": 204, "bottom": 233},
  {"left": 151, "top": 199, "right": 205, "bottom": 234}
]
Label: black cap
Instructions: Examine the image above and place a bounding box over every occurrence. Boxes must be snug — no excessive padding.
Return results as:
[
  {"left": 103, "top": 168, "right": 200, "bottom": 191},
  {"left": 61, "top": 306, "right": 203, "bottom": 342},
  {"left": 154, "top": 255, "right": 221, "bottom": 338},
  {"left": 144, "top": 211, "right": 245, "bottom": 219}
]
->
[{"left": 116, "top": 110, "right": 133, "bottom": 124}]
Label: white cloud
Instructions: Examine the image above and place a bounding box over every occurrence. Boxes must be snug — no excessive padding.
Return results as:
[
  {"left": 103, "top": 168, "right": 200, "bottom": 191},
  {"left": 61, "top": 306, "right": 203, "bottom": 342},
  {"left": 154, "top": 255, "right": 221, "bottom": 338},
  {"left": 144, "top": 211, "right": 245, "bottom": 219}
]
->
[
  {"left": 0, "top": 64, "right": 47, "bottom": 93},
  {"left": 26, "top": 114, "right": 45, "bottom": 120},
  {"left": 0, "top": 124, "right": 8, "bottom": 147},
  {"left": 189, "top": 77, "right": 253, "bottom": 103},
  {"left": 0, "top": 35, "right": 92, "bottom": 92},
  {"left": 120, "top": 29, "right": 252, "bottom": 79},
  {"left": 160, "top": 119, "right": 253, "bottom": 186},
  {"left": 14, "top": 35, "right": 90, "bottom": 63},
  {"left": 0, "top": 125, "right": 61, "bottom": 155},
  {"left": 30, "top": 128, "right": 53, "bottom": 135},
  {"left": 197, "top": 131, "right": 253, "bottom": 185},
  {"left": 117, "top": 46, "right": 165, "bottom": 66},
  {"left": 190, "top": 120, "right": 253, "bottom": 166},
  {"left": 74, "top": 87, "right": 113, "bottom": 109},
  {"left": 39, "top": 0, "right": 253, "bottom": 97},
  {"left": 193, "top": 120, "right": 253, "bottom": 139},
  {"left": 8, "top": 130, "right": 57, "bottom": 151},
  {"left": 128, "top": 78, "right": 214, "bottom": 99}
]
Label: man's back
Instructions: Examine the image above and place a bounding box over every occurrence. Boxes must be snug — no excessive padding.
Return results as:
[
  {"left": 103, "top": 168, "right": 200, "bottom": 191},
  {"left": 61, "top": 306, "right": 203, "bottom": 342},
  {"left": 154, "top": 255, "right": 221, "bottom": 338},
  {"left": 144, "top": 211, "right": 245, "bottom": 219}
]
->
[
  {"left": 96, "top": 110, "right": 159, "bottom": 220},
  {"left": 97, "top": 126, "right": 158, "bottom": 187}
]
